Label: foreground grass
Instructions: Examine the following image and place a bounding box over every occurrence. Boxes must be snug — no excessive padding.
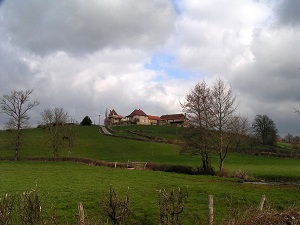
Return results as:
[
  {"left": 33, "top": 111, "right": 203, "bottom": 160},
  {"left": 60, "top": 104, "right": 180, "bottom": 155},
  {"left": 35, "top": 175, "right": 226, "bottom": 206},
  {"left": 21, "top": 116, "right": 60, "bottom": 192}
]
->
[{"left": 0, "top": 161, "right": 299, "bottom": 224}]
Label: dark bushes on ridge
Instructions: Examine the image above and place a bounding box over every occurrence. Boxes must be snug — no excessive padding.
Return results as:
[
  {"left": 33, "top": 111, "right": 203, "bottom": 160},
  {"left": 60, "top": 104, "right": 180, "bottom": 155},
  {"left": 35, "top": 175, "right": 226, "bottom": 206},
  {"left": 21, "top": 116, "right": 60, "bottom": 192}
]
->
[{"left": 147, "top": 162, "right": 200, "bottom": 175}]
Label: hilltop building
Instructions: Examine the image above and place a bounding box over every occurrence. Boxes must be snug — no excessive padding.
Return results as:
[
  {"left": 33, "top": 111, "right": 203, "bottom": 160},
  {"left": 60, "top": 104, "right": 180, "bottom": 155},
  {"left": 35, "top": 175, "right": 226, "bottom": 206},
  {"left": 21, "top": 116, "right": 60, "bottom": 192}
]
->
[
  {"left": 105, "top": 108, "right": 187, "bottom": 127},
  {"left": 126, "top": 109, "right": 149, "bottom": 125},
  {"left": 160, "top": 114, "right": 188, "bottom": 126},
  {"left": 104, "top": 109, "right": 125, "bottom": 125}
]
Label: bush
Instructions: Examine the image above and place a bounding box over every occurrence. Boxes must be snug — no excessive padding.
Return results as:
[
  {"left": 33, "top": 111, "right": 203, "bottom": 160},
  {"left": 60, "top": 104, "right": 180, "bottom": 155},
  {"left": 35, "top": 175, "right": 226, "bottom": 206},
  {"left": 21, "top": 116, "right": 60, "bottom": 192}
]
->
[
  {"left": 223, "top": 206, "right": 300, "bottom": 225},
  {"left": 80, "top": 116, "right": 93, "bottom": 126},
  {"left": 0, "top": 193, "right": 14, "bottom": 224},
  {"left": 218, "top": 169, "right": 253, "bottom": 181},
  {"left": 147, "top": 162, "right": 197, "bottom": 175},
  {"left": 101, "top": 185, "right": 131, "bottom": 225},
  {"left": 158, "top": 188, "right": 188, "bottom": 225}
]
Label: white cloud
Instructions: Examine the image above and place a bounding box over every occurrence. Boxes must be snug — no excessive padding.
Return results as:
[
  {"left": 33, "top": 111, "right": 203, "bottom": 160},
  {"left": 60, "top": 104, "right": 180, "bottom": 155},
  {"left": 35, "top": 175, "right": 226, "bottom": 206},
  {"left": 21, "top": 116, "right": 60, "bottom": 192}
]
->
[
  {"left": 1, "top": 0, "right": 300, "bottom": 136},
  {"left": 171, "top": 0, "right": 272, "bottom": 76}
]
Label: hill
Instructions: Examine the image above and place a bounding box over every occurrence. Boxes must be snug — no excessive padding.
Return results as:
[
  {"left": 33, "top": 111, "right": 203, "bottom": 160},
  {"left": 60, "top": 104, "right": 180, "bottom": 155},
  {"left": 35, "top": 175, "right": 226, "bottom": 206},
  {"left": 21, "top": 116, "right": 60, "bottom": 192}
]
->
[
  {"left": 0, "top": 125, "right": 299, "bottom": 181},
  {"left": 0, "top": 125, "right": 299, "bottom": 224}
]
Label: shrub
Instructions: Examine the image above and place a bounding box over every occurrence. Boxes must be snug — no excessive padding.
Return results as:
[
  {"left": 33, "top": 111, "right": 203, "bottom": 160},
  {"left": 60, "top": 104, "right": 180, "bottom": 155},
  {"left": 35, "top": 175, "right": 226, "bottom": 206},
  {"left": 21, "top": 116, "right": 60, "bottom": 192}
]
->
[
  {"left": 218, "top": 169, "right": 253, "bottom": 181},
  {"left": 18, "top": 186, "right": 42, "bottom": 225},
  {"left": 223, "top": 206, "right": 300, "bottom": 225},
  {"left": 101, "top": 185, "right": 131, "bottom": 225},
  {"left": 147, "top": 163, "right": 197, "bottom": 175},
  {"left": 80, "top": 116, "right": 93, "bottom": 126},
  {"left": 158, "top": 188, "right": 188, "bottom": 225},
  {"left": 0, "top": 193, "right": 14, "bottom": 224}
]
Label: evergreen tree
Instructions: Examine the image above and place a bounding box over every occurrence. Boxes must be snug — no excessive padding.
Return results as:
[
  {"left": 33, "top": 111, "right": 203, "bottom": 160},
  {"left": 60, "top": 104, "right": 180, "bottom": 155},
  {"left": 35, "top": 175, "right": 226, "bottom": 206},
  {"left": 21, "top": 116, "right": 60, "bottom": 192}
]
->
[{"left": 80, "top": 116, "right": 93, "bottom": 126}]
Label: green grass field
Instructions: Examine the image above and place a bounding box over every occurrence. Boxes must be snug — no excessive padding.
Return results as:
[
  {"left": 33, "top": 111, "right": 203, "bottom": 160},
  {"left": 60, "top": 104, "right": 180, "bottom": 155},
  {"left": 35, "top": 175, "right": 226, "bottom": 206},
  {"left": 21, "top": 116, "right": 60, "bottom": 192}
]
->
[
  {"left": 0, "top": 126, "right": 299, "bottom": 181},
  {"left": 0, "top": 125, "right": 299, "bottom": 224},
  {"left": 0, "top": 161, "right": 299, "bottom": 224}
]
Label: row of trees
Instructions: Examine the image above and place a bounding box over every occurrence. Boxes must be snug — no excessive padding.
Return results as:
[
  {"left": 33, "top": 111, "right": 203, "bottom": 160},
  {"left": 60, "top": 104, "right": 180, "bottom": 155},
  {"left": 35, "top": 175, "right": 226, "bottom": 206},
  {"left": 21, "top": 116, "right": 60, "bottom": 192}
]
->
[
  {"left": 0, "top": 90, "right": 95, "bottom": 161},
  {"left": 181, "top": 78, "right": 278, "bottom": 175}
]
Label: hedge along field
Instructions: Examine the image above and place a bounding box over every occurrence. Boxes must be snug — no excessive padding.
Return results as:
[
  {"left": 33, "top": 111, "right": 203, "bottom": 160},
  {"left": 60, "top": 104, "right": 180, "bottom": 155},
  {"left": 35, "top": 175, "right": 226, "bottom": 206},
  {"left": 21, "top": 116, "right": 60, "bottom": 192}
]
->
[
  {"left": 0, "top": 126, "right": 300, "bottom": 181},
  {"left": 0, "top": 161, "right": 299, "bottom": 224}
]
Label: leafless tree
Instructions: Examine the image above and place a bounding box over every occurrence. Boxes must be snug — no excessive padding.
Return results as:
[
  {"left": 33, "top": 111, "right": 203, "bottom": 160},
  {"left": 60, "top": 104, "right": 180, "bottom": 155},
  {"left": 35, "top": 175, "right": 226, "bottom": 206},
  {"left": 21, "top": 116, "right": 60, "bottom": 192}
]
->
[
  {"left": 181, "top": 81, "right": 214, "bottom": 174},
  {"left": 210, "top": 78, "right": 238, "bottom": 173},
  {"left": 182, "top": 78, "right": 239, "bottom": 174},
  {"left": 0, "top": 89, "right": 39, "bottom": 161},
  {"left": 41, "top": 107, "right": 76, "bottom": 157},
  {"left": 229, "top": 115, "right": 250, "bottom": 151}
]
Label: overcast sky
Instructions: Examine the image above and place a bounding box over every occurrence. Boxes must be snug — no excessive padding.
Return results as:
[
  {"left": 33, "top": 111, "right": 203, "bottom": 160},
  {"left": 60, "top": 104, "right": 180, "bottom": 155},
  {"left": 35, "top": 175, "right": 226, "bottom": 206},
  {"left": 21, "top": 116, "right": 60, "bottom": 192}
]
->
[{"left": 1, "top": 0, "right": 300, "bottom": 136}]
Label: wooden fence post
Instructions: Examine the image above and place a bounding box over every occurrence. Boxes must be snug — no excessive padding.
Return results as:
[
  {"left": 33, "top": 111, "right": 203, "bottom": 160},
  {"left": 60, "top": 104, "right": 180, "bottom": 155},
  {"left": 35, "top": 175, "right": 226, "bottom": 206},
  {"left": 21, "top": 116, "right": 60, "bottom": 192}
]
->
[
  {"left": 208, "top": 195, "right": 213, "bottom": 225},
  {"left": 78, "top": 202, "right": 85, "bottom": 225},
  {"left": 259, "top": 195, "right": 266, "bottom": 211}
]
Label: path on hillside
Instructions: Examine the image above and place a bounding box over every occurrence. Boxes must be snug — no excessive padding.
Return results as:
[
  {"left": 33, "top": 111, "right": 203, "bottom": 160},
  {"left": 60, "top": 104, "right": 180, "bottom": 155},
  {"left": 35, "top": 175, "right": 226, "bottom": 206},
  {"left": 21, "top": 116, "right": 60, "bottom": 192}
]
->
[{"left": 100, "top": 126, "right": 112, "bottom": 135}]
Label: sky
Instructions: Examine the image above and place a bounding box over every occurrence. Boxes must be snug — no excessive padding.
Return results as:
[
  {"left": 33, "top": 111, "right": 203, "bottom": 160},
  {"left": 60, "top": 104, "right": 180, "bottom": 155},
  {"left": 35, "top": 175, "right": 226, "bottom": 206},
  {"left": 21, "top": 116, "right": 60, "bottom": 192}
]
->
[{"left": 0, "top": 0, "right": 300, "bottom": 136}]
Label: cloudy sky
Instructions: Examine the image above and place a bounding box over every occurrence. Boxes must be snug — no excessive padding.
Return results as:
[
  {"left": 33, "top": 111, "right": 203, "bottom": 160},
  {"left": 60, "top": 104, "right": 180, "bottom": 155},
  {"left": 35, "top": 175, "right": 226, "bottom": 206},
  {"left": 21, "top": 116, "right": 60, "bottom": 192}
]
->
[{"left": 1, "top": 0, "right": 300, "bottom": 136}]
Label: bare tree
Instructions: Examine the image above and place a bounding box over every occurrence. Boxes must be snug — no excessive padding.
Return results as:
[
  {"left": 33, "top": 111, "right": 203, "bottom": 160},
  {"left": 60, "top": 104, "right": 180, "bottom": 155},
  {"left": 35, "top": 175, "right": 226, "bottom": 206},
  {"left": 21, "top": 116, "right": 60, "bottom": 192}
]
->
[
  {"left": 41, "top": 107, "right": 75, "bottom": 157},
  {"left": 210, "top": 78, "right": 237, "bottom": 173},
  {"left": 0, "top": 90, "right": 39, "bottom": 161},
  {"left": 182, "top": 78, "right": 239, "bottom": 174},
  {"left": 229, "top": 115, "right": 250, "bottom": 151},
  {"left": 181, "top": 81, "right": 214, "bottom": 174}
]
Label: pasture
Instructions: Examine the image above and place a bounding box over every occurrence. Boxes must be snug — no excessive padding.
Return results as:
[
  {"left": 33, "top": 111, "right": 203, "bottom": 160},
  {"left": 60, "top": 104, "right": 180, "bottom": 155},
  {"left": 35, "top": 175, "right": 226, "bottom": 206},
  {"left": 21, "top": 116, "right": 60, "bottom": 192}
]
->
[
  {"left": 0, "top": 161, "right": 299, "bottom": 224},
  {"left": 1, "top": 126, "right": 299, "bottom": 180},
  {"left": 0, "top": 125, "right": 299, "bottom": 224}
]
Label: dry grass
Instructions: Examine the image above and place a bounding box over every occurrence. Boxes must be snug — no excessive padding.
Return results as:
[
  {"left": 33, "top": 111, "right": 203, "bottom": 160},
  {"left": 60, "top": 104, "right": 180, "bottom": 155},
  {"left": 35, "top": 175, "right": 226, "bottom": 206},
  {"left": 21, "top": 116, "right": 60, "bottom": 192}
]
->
[{"left": 223, "top": 206, "right": 300, "bottom": 225}]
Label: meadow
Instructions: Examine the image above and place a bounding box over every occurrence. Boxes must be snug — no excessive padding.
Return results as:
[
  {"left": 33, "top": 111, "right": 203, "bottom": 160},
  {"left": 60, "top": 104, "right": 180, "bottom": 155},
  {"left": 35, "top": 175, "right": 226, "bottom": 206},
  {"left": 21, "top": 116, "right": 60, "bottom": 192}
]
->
[
  {"left": 0, "top": 161, "right": 299, "bottom": 224},
  {"left": 0, "top": 125, "right": 299, "bottom": 224}
]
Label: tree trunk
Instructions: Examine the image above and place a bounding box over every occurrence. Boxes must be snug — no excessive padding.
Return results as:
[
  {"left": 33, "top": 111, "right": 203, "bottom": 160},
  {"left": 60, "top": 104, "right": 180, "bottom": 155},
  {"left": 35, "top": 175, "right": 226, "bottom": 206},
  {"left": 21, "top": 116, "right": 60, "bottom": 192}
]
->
[
  {"left": 219, "top": 156, "right": 224, "bottom": 174},
  {"left": 15, "top": 130, "right": 21, "bottom": 161},
  {"left": 201, "top": 150, "right": 213, "bottom": 174},
  {"left": 219, "top": 133, "right": 224, "bottom": 174}
]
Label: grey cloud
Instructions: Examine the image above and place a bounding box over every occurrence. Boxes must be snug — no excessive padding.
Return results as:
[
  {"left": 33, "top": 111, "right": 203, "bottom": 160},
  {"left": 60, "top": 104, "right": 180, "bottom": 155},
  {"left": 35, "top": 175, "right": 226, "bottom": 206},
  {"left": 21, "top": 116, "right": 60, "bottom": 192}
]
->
[
  {"left": 276, "top": 0, "right": 300, "bottom": 26},
  {"left": 229, "top": 26, "right": 300, "bottom": 136},
  {"left": 1, "top": 0, "right": 176, "bottom": 56},
  {"left": 0, "top": 43, "right": 32, "bottom": 93},
  {"left": 232, "top": 27, "right": 300, "bottom": 103}
]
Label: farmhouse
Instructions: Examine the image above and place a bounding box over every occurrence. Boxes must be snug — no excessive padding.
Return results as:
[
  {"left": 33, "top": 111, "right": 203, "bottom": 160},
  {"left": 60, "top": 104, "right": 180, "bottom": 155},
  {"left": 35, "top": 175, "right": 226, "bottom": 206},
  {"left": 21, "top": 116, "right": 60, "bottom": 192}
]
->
[
  {"left": 148, "top": 115, "right": 162, "bottom": 125},
  {"left": 105, "top": 108, "right": 186, "bottom": 126},
  {"left": 104, "top": 109, "right": 125, "bottom": 125},
  {"left": 160, "top": 114, "right": 188, "bottom": 127},
  {"left": 126, "top": 109, "right": 150, "bottom": 125}
]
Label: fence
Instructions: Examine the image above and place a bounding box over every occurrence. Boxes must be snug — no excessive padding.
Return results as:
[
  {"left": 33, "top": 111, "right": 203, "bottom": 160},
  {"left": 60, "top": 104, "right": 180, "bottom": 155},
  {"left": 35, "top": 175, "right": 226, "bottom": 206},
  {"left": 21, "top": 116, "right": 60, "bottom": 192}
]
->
[{"left": 77, "top": 194, "right": 267, "bottom": 225}]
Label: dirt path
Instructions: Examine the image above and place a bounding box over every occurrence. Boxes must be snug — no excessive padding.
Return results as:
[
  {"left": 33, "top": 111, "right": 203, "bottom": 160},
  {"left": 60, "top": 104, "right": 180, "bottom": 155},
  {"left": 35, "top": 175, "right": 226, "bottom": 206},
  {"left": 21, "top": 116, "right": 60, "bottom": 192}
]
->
[{"left": 100, "top": 126, "right": 112, "bottom": 135}]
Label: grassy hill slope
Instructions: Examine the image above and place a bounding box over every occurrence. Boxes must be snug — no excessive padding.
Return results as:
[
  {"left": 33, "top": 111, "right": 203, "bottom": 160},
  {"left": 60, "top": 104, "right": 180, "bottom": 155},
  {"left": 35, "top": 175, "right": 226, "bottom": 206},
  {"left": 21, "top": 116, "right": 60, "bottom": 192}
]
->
[
  {"left": 0, "top": 125, "right": 299, "bottom": 224},
  {"left": 0, "top": 125, "right": 299, "bottom": 181}
]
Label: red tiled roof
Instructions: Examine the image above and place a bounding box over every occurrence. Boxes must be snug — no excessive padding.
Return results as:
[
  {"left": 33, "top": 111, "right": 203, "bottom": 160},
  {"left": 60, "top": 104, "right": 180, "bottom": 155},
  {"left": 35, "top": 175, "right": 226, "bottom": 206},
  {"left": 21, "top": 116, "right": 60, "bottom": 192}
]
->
[
  {"left": 148, "top": 115, "right": 162, "bottom": 120},
  {"left": 108, "top": 109, "right": 124, "bottom": 118},
  {"left": 160, "top": 114, "right": 185, "bottom": 120},
  {"left": 127, "top": 109, "right": 147, "bottom": 117},
  {"left": 109, "top": 109, "right": 118, "bottom": 116}
]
